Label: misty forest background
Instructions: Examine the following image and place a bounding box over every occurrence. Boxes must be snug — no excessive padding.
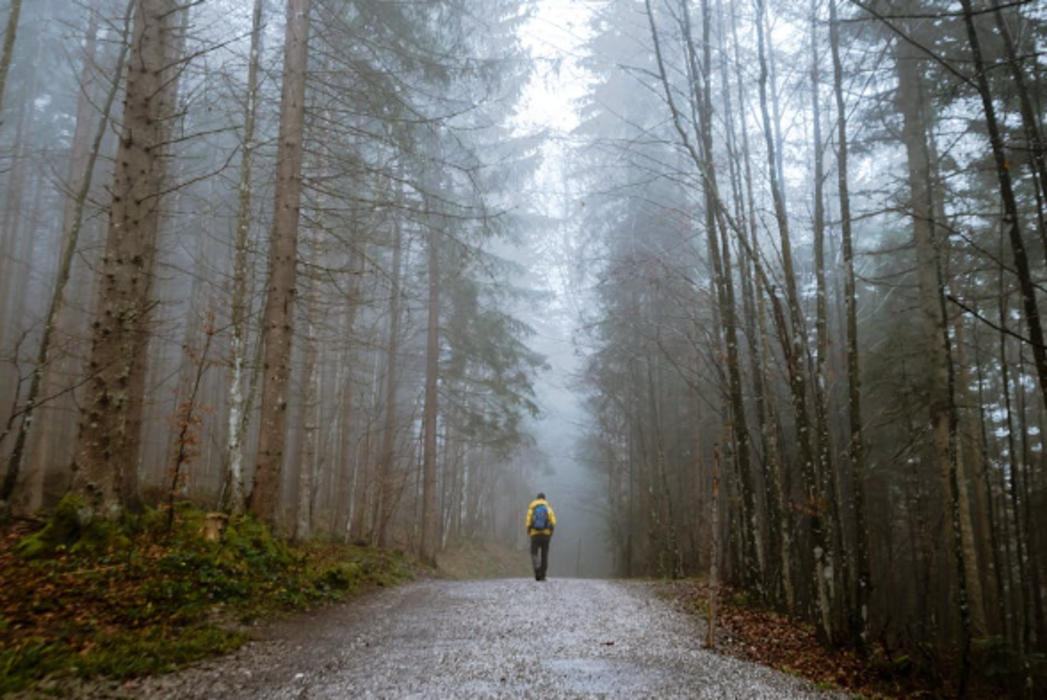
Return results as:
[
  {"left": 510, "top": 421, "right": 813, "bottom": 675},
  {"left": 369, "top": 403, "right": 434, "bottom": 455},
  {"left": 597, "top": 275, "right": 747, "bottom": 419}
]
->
[{"left": 0, "top": 0, "right": 1045, "bottom": 685}]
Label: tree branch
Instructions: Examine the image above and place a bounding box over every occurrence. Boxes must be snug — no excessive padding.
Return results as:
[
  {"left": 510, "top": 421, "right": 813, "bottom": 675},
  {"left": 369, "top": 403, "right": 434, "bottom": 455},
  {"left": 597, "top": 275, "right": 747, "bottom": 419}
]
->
[{"left": 947, "top": 294, "right": 1044, "bottom": 349}]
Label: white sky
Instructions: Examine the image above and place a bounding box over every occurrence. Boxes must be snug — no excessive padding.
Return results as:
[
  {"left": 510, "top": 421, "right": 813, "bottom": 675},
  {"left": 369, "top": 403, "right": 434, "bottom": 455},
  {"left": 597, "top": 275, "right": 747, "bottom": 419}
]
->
[{"left": 516, "top": 1, "right": 595, "bottom": 133}]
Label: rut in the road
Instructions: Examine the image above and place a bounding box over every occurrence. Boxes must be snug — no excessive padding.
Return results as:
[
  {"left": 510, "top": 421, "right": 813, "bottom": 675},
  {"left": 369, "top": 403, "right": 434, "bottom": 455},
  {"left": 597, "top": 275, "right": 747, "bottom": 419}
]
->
[{"left": 134, "top": 578, "right": 837, "bottom": 699}]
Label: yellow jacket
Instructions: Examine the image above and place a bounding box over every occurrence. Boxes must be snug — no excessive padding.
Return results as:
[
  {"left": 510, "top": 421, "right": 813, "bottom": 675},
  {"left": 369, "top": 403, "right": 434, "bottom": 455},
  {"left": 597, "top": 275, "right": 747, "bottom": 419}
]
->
[{"left": 526, "top": 498, "right": 556, "bottom": 537}]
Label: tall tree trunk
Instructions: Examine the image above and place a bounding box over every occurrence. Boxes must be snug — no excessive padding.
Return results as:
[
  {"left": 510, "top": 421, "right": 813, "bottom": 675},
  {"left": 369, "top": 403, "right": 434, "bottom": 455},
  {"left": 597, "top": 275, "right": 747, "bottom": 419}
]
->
[
  {"left": 909, "top": 449, "right": 939, "bottom": 642},
  {"left": 0, "top": 0, "right": 22, "bottom": 126},
  {"left": 648, "top": 356, "right": 683, "bottom": 578},
  {"left": 706, "top": 441, "right": 722, "bottom": 647},
  {"left": 250, "top": 0, "right": 313, "bottom": 529},
  {"left": 928, "top": 115, "right": 989, "bottom": 645},
  {"left": 337, "top": 240, "right": 364, "bottom": 541},
  {"left": 294, "top": 290, "right": 319, "bottom": 542},
  {"left": 755, "top": 0, "right": 832, "bottom": 643},
  {"left": 895, "top": 25, "right": 974, "bottom": 687},
  {"left": 0, "top": 58, "right": 34, "bottom": 360},
  {"left": 419, "top": 214, "right": 441, "bottom": 564},
  {"left": 1015, "top": 341, "right": 1047, "bottom": 649},
  {"left": 71, "top": 0, "right": 179, "bottom": 521},
  {"left": 998, "top": 294, "right": 1029, "bottom": 652},
  {"left": 375, "top": 216, "right": 404, "bottom": 548},
  {"left": 293, "top": 197, "right": 325, "bottom": 542},
  {"left": 224, "top": 0, "right": 265, "bottom": 515},
  {"left": 973, "top": 324, "right": 1010, "bottom": 639},
  {"left": 122, "top": 0, "right": 192, "bottom": 513},
  {"left": 954, "top": 312, "right": 997, "bottom": 633},
  {"left": 829, "top": 0, "right": 871, "bottom": 649},
  {"left": 726, "top": 0, "right": 792, "bottom": 611},
  {"left": 810, "top": 3, "right": 848, "bottom": 638},
  {"left": 678, "top": 0, "right": 761, "bottom": 592}
]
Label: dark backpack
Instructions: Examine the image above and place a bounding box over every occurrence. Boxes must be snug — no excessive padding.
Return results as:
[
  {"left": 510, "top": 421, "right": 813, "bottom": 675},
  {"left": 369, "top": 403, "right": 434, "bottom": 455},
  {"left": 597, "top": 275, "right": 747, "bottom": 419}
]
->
[{"left": 532, "top": 504, "right": 549, "bottom": 531}]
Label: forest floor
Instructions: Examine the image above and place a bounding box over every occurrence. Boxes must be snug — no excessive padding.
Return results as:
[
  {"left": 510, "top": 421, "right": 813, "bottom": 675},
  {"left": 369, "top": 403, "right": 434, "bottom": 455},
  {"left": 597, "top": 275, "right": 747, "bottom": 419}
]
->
[
  {"left": 0, "top": 507, "right": 417, "bottom": 697},
  {"left": 655, "top": 580, "right": 978, "bottom": 699}
]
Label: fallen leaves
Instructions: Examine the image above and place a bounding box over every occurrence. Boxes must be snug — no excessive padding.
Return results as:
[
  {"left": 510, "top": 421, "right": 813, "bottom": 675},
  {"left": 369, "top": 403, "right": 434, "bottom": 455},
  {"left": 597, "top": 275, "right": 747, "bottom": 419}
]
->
[
  {"left": 0, "top": 511, "right": 415, "bottom": 694},
  {"left": 657, "top": 580, "right": 920, "bottom": 699}
]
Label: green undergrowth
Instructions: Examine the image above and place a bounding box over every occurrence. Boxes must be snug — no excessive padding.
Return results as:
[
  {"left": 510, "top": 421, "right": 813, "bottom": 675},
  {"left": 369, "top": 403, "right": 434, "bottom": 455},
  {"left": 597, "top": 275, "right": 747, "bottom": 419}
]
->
[{"left": 0, "top": 500, "right": 415, "bottom": 694}]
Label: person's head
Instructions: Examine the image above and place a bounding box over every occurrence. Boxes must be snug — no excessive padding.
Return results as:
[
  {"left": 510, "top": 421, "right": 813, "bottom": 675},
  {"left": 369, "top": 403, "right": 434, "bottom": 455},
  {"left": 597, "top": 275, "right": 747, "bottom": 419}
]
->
[{"left": 537, "top": 492, "right": 546, "bottom": 501}]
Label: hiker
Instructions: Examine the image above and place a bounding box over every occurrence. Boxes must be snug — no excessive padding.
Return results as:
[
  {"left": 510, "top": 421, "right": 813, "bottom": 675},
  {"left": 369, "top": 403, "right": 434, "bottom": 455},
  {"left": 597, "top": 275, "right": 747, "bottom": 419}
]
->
[{"left": 525, "top": 492, "right": 556, "bottom": 581}]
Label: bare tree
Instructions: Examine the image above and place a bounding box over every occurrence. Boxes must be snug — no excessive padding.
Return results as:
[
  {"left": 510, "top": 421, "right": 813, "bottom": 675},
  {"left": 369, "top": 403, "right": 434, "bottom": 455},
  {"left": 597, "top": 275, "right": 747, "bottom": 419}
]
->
[
  {"left": 754, "top": 0, "right": 833, "bottom": 644},
  {"left": 829, "top": 0, "right": 871, "bottom": 649}
]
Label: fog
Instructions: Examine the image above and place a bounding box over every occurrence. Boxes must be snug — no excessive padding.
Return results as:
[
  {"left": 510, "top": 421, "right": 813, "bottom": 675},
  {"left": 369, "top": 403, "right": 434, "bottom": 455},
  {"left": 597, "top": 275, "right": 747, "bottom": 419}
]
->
[{"left": 2, "top": 1, "right": 1047, "bottom": 675}]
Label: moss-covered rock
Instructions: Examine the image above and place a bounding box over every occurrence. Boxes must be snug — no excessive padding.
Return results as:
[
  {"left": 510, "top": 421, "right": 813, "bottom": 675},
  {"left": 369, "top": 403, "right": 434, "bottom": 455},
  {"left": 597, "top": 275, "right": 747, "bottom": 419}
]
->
[
  {"left": 16, "top": 495, "right": 139, "bottom": 560},
  {"left": 15, "top": 495, "right": 92, "bottom": 560}
]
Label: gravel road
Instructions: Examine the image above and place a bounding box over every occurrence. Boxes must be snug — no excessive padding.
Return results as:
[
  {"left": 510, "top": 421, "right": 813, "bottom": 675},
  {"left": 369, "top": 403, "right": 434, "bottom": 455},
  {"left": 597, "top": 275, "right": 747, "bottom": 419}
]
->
[{"left": 132, "top": 578, "right": 836, "bottom": 699}]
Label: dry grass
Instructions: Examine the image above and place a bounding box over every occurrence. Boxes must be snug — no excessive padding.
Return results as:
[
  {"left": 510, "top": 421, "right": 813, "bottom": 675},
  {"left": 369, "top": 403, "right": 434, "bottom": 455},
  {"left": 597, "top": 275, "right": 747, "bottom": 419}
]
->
[{"left": 435, "top": 539, "right": 531, "bottom": 580}]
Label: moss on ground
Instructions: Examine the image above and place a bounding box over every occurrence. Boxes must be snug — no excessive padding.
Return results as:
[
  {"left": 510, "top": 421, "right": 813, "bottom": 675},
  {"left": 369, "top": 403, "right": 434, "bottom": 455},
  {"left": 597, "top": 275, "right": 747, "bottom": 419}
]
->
[
  {"left": 0, "top": 506, "right": 415, "bottom": 694},
  {"left": 15, "top": 495, "right": 90, "bottom": 560}
]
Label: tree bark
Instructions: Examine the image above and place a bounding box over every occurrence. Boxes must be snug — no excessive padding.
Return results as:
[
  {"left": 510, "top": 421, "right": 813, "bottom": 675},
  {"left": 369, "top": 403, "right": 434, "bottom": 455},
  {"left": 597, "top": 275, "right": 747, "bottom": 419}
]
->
[
  {"left": 998, "top": 272, "right": 1031, "bottom": 651},
  {"left": 706, "top": 441, "right": 721, "bottom": 648},
  {"left": 810, "top": 3, "right": 849, "bottom": 638},
  {"left": 375, "top": 216, "right": 404, "bottom": 548},
  {"left": 1014, "top": 340, "right": 1046, "bottom": 649},
  {"left": 725, "top": 0, "right": 792, "bottom": 612},
  {"left": 419, "top": 207, "right": 441, "bottom": 565},
  {"left": 755, "top": 0, "right": 832, "bottom": 644},
  {"left": 224, "top": 0, "right": 265, "bottom": 516},
  {"left": 895, "top": 24, "right": 974, "bottom": 686},
  {"left": 71, "top": 0, "right": 179, "bottom": 521},
  {"left": 829, "top": 0, "right": 871, "bottom": 650},
  {"left": 973, "top": 325, "right": 1010, "bottom": 639},
  {"left": 679, "top": 0, "right": 762, "bottom": 591},
  {"left": 0, "top": 50, "right": 35, "bottom": 361},
  {"left": 294, "top": 292, "right": 319, "bottom": 542},
  {"left": 337, "top": 240, "right": 364, "bottom": 541},
  {"left": 648, "top": 356, "right": 683, "bottom": 578},
  {"left": 0, "top": 0, "right": 23, "bottom": 125},
  {"left": 250, "top": 0, "right": 313, "bottom": 529}
]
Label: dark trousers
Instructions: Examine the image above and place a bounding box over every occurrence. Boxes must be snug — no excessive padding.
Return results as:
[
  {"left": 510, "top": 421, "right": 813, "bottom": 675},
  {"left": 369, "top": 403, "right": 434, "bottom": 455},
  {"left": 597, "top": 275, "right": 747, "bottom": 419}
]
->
[{"left": 530, "top": 534, "right": 550, "bottom": 579}]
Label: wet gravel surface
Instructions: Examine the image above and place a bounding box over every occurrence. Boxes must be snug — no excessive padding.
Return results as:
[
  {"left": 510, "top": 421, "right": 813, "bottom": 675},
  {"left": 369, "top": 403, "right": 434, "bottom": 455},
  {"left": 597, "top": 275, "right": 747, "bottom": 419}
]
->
[{"left": 133, "top": 578, "right": 837, "bottom": 699}]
